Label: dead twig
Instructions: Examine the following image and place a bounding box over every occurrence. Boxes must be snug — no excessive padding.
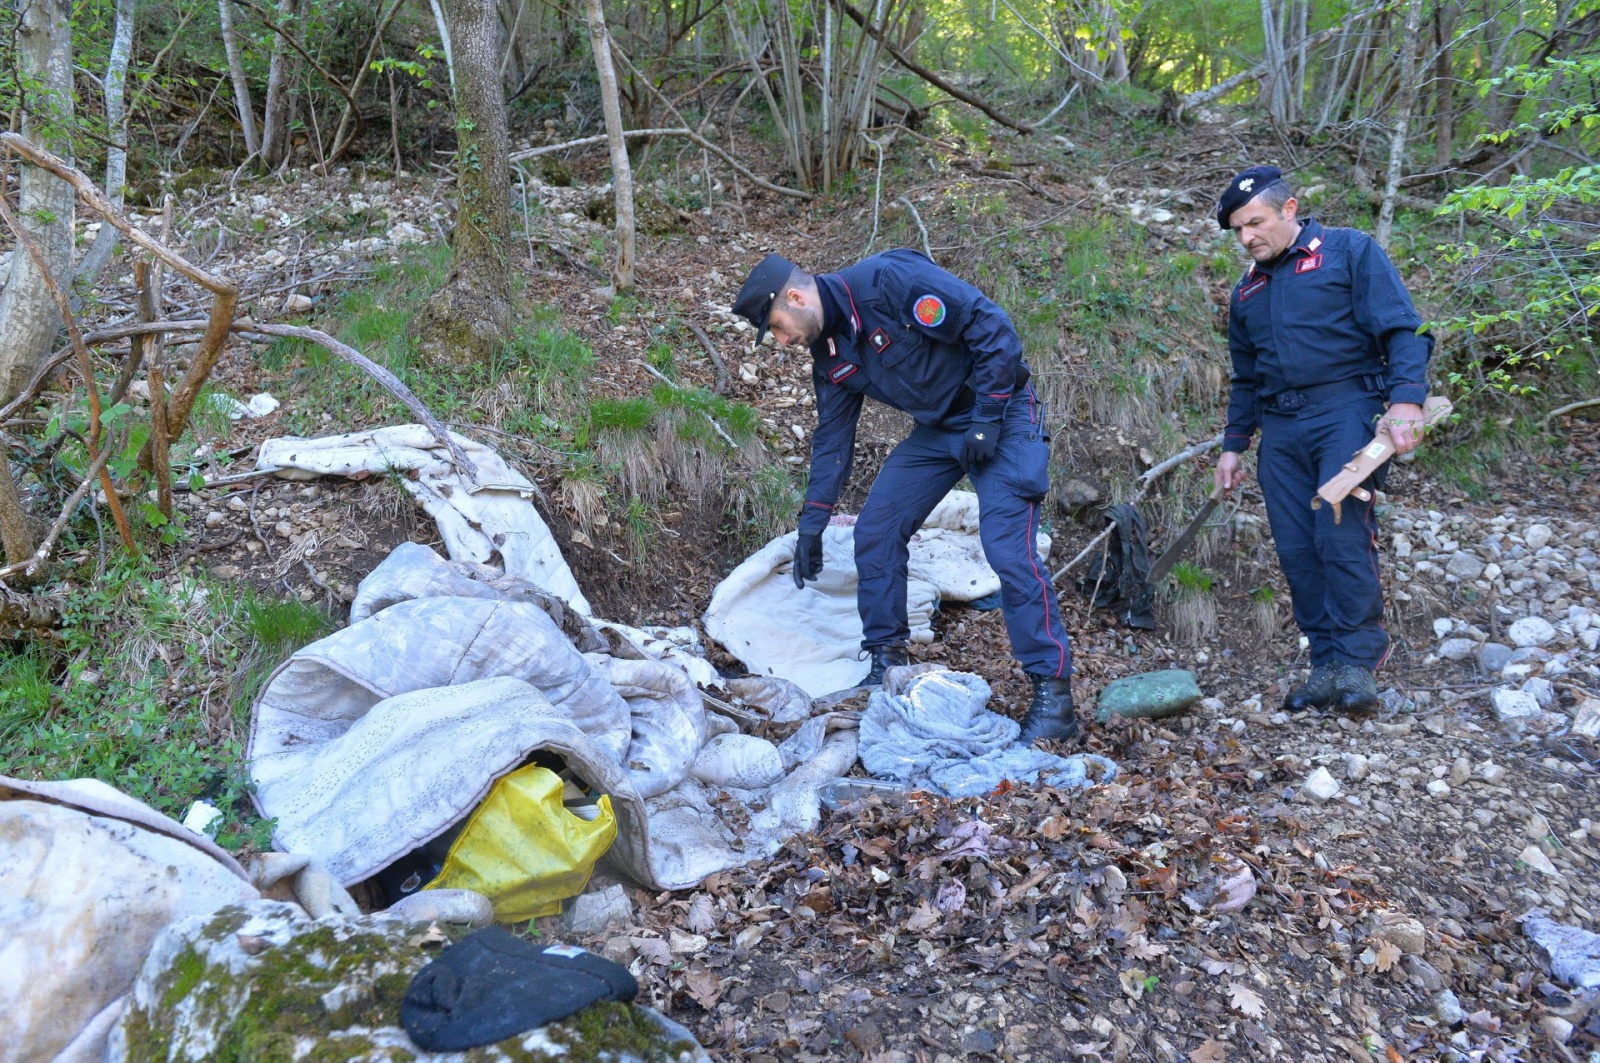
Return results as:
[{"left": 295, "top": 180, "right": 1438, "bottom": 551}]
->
[
  {"left": 895, "top": 196, "right": 933, "bottom": 259},
  {"left": 248, "top": 478, "right": 275, "bottom": 559}
]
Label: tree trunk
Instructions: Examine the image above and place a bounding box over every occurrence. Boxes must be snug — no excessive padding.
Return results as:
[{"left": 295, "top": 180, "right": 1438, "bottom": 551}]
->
[
  {"left": 76, "top": 0, "right": 137, "bottom": 285},
  {"left": 0, "top": 0, "right": 74, "bottom": 405},
  {"left": 260, "top": 0, "right": 302, "bottom": 167},
  {"left": 219, "top": 0, "right": 260, "bottom": 157},
  {"left": 586, "top": 0, "right": 635, "bottom": 293},
  {"left": 414, "top": 0, "right": 514, "bottom": 363},
  {"left": 1433, "top": 1, "right": 1455, "bottom": 169},
  {"left": 1377, "top": 0, "right": 1424, "bottom": 250},
  {"left": 0, "top": 458, "right": 34, "bottom": 566}
]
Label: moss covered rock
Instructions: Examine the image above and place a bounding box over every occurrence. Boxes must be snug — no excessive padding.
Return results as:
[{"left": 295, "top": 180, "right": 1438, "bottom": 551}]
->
[{"left": 110, "top": 901, "right": 707, "bottom": 1063}]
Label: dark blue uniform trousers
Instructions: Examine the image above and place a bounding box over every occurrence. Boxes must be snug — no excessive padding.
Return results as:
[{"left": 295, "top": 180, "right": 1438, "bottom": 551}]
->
[
  {"left": 1257, "top": 395, "right": 1390, "bottom": 670},
  {"left": 853, "top": 386, "right": 1072, "bottom": 679}
]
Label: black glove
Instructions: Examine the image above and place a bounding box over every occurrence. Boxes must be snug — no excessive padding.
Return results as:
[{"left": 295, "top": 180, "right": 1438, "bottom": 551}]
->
[
  {"left": 792, "top": 529, "right": 823, "bottom": 589},
  {"left": 960, "top": 422, "right": 999, "bottom": 467}
]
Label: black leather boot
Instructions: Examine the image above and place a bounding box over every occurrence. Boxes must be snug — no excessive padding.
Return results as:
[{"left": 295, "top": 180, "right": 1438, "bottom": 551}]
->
[
  {"left": 1331, "top": 662, "right": 1379, "bottom": 714},
  {"left": 1019, "top": 676, "right": 1079, "bottom": 744},
  {"left": 860, "top": 644, "right": 909, "bottom": 687},
  {"left": 1283, "top": 664, "right": 1338, "bottom": 712}
]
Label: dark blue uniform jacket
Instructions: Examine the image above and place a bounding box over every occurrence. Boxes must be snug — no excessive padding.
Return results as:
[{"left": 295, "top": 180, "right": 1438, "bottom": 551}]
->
[
  {"left": 800, "top": 249, "right": 1027, "bottom": 529},
  {"left": 1223, "top": 219, "right": 1432, "bottom": 453}
]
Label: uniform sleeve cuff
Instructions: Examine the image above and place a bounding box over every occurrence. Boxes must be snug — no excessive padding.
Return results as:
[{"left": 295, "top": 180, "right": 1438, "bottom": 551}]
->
[
  {"left": 973, "top": 401, "right": 1007, "bottom": 421},
  {"left": 1223, "top": 434, "right": 1253, "bottom": 454},
  {"left": 1388, "top": 383, "right": 1428, "bottom": 407}
]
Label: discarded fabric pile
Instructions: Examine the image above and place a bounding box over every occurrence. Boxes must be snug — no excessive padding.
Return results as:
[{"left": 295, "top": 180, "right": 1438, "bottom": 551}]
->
[{"left": 705, "top": 490, "right": 1052, "bottom": 696}]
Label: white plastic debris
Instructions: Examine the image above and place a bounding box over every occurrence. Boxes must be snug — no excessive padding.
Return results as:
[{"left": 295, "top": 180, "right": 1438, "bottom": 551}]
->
[
  {"left": 181, "top": 800, "right": 224, "bottom": 837},
  {"left": 246, "top": 393, "right": 281, "bottom": 417}
]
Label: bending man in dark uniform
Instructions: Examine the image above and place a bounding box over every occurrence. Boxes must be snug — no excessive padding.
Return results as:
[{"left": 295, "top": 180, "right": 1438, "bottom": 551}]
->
[
  {"left": 733, "top": 250, "right": 1077, "bottom": 742},
  {"left": 1213, "top": 167, "right": 1433, "bottom": 714}
]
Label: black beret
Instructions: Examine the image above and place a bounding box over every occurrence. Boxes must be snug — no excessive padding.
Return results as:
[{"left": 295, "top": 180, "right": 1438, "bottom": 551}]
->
[
  {"left": 1216, "top": 166, "right": 1284, "bottom": 230},
  {"left": 732, "top": 253, "right": 798, "bottom": 341}
]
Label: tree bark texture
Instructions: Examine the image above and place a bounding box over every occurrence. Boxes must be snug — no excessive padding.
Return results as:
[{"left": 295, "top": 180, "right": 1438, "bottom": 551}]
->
[
  {"left": 219, "top": 0, "right": 260, "bottom": 157},
  {"left": 1377, "top": 0, "right": 1423, "bottom": 250},
  {"left": 76, "top": 0, "right": 138, "bottom": 285},
  {"left": 260, "top": 0, "right": 302, "bottom": 167},
  {"left": 415, "top": 0, "right": 514, "bottom": 363},
  {"left": 0, "top": 0, "right": 75, "bottom": 405},
  {"left": 586, "top": 0, "right": 635, "bottom": 292}
]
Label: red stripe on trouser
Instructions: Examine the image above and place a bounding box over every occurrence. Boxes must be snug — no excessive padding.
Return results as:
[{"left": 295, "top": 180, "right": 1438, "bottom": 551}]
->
[{"left": 1025, "top": 499, "right": 1067, "bottom": 678}]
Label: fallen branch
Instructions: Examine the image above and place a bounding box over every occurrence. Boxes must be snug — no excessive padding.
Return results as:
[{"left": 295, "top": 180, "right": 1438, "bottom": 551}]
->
[
  {"left": 686, "top": 321, "right": 728, "bottom": 395},
  {"left": 1052, "top": 434, "right": 1222, "bottom": 582},
  {"left": 1543, "top": 396, "right": 1600, "bottom": 424},
  {"left": 834, "top": 0, "right": 1033, "bottom": 135},
  {"left": 510, "top": 126, "right": 811, "bottom": 200},
  {"left": 895, "top": 196, "right": 933, "bottom": 260},
  {"left": 1179, "top": 3, "right": 1385, "bottom": 112}
]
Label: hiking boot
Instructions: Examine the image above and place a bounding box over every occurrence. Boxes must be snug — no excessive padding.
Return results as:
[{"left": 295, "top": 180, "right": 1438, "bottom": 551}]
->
[
  {"left": 1019, "top": 676, "right": 1079, "bottom": 744},
  {"left": 860, "top": 644, "right": 909, "bottom": 687},
  {"left": 1283, "top": 664, "right": 1338, "bottom": 712},
  {"left": 1331, "top": 662, "right": 1380, "bottom": 714}
]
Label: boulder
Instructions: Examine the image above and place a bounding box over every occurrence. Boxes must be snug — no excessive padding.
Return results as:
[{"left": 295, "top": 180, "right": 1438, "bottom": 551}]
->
[
  {"left": 1094, "top": 670, "right": 1203, "bottom": 722},
  {"left": 109, "top": 901, "right": 710, "bottom": 1062}
]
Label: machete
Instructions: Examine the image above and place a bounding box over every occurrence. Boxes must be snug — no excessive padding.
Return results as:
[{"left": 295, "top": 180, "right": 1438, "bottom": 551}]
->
[{"left": 1146, "top": 482, "right": 1226, "bottom": 587}]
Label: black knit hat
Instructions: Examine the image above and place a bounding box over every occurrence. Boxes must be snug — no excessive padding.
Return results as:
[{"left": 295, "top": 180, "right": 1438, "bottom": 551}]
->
[
  {"left": 1216, "top": 166, "right": 1285, "bottom": 230},
  {"left": 733, "top": 253, "right": 798, "bottom": 341}
]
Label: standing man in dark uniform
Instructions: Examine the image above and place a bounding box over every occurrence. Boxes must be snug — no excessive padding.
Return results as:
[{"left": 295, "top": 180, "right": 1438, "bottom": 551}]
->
[
  {"left": 1214, "top": 166, "right": 1433, "bottom": 713},
  {"left": 732, "top": 250, "right": 1078, "bottom": 742}
]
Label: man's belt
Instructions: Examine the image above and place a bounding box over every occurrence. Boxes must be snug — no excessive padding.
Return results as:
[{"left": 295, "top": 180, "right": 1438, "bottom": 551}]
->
[
  {"left": 1264, "top": 374, "right": 1383, "bottom": 414},
  {"left": 950, "top": 364, "right": 1032, "bottom": 415}
]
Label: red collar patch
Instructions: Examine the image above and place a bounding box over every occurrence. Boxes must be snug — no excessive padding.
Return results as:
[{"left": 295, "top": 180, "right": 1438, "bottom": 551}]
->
[{"left": 1295, "top": 253, "right": 1324, "bottom": 274}]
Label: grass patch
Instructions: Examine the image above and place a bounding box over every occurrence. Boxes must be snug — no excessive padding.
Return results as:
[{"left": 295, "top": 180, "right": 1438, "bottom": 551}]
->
[{"left": 0, "top": 558, "right": 332, "bottom": 850}]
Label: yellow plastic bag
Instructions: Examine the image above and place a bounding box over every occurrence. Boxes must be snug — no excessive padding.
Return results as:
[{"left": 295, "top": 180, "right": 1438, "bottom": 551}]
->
[{"left": 425, "top": 765, "right": 616, "bottom": 921}]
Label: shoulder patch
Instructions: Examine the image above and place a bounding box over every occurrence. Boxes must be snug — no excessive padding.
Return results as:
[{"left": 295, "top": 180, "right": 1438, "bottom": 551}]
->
[{"left": 913, "top": 294, "right": 946, "bottom": 328}]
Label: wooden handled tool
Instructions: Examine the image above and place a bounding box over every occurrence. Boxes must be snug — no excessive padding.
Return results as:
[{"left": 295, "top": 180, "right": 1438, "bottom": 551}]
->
[{"left": 1313, "top": 395, "right": 1453, "bottom": 522}]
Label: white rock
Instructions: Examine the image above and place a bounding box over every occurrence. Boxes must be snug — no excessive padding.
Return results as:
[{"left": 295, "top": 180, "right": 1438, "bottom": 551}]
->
[
  {"left": 1525, "top": 524, "right": 1554, "bottom": 552},
  {"left": 1344, "top": 754, "right": 1369, "bottom": 782},
  {"left": 1519, "top": 845, "right": 1561, "bottom": 878},
  {"left": 1301, "top": 766, "right": 1341, "bottom": 803},
  {"left": 1581, "top": 629, "right": 1599, "bottom": 652},
  {"left": 1491, "top": 688, "right": 1544, "bottom": 723},
  {"left": 1509, "top": 616, "right": 1558, "bottom": 647},
  {"left": 1449, "top": 757, "right": 1471, "bottom": 787},
  {"left": 283, "top": 292, "right": 314, "bottom": 313},
  {"left": 1572, "top": 698, "right": 1600, "bottom": 739},
  {"left": 669, "top": 929, "right": 709, "bottom": 955},
  {"left": 1438, "top": 638, "right": 1477, "bottom": 661},
  {"left": 1427, "top": 779, "right": 1451, "bottom": 797},
  {"left": 1479, "top": 761, "right": 1507, "bottom": 785},
  {"left": 1521, "top": 676, "right": 1556, "bottom": 709},
  {"left": 387, "top": 220, "right": 426, "bottom": 245},
  {"left": 562, "top": 883, "right": 634, "bottom": 934},
  {"left": 1446, "top": 552, "right": 1486, "bottom": 580},
  {"left": 1394, "top": 535, "right": 1413, "bottom": 559}
]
